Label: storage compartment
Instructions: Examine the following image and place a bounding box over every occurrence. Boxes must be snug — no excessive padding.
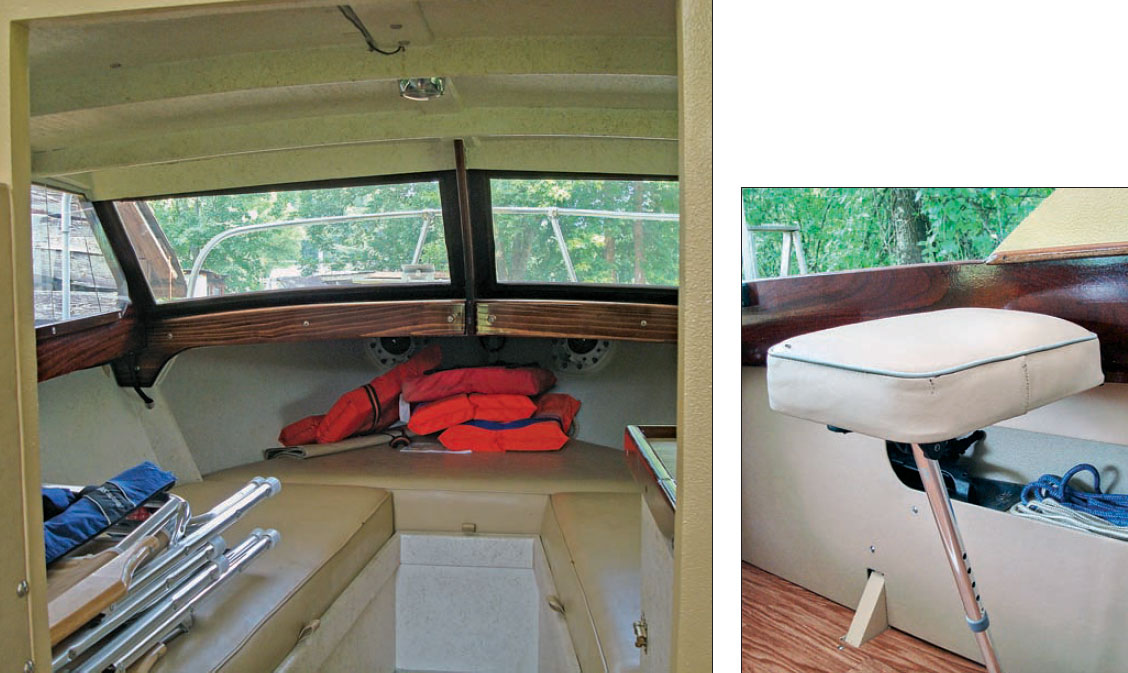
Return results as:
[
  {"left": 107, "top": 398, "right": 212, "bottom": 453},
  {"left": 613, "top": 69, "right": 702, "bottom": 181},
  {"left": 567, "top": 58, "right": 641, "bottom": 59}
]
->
[{"left": 281, "top": 532, "right": 579, "bottom": 673}]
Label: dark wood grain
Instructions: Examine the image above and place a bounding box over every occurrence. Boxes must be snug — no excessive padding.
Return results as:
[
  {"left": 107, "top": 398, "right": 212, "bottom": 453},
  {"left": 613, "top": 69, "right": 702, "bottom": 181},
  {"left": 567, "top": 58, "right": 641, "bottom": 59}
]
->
[
  {"left": 742, "top": 257, "right": 1128, "bottom": 376},
  {"left": 36, "top": 313, "right": 141, "bottom": 382},
  {"left": 743, "top": 562, "right": 984, "bottom": 673},
  {"left": 477, "top": 300, "right": 677, "bottom": 342},
  {"left": 119, "top": 300, "right": 466, "bottom": 386}
]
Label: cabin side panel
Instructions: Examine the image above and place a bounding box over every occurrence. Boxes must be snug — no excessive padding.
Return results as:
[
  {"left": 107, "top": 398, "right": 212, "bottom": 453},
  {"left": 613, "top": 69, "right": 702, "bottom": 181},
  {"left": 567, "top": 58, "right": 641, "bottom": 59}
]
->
[
  {"left": 742, "top": 366, "right": 1128, "bottom": 671},
  {"left": 37, "top": 366, "right": 200, "bottom": 484}
]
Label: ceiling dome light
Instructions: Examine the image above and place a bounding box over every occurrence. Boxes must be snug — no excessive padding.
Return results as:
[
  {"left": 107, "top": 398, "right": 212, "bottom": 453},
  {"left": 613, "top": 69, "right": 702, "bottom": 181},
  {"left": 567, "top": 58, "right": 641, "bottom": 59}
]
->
[{"left": 399, "top": 77, "right": 445, "bottom": 101}]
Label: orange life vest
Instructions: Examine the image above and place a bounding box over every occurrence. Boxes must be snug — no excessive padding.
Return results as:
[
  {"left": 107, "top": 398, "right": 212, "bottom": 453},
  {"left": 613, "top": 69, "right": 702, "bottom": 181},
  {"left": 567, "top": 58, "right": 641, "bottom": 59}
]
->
[
  {"left": 407, "top": 393, "right": 536, "bottom": 435},
  {"left": 277, "top": 414, "right": 324, "bottom": 447},
  {"left": 437, "top": 393, "right": 581, "bottom": 452},
  {"left": 401, "top": 366, "right": 556, "bottom": 403},
  {"left": 313, "top": 344, "right": 443, "bottom": 444}
]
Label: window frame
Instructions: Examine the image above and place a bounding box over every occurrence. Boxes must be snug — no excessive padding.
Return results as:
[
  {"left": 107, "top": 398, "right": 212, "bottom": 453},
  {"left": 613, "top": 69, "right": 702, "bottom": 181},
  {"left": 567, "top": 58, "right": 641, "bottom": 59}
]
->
[
  {"left": 468, "top": 170, "right": 680, "bottom": 304},
  {"left": 98, "top": 170, "right": 468, "bottom": 318}
]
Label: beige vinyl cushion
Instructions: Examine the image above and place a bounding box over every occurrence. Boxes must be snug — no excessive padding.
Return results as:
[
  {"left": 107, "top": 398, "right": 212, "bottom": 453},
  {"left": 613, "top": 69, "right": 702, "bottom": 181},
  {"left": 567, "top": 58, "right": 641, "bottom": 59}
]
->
[
  {"left": 208, "top": 439, "right": 637, "bottom": 495},
  {"left": 550, "top": 493, "right": 641, "bottom": 673},
  {"left": 766, "top": 308, "right": 1104, "bottom": 443},
  {"left": 153, "top": 480, "right": 393, "bottom": 673}
]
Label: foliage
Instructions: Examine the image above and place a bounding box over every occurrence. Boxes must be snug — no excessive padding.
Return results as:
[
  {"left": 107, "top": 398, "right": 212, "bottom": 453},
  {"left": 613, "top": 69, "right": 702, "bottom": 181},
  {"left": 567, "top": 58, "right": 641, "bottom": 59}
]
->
[
  {"left": 491, "top": 178, "right": 679, "bottom": 285},
  {"left": 741, "top": 188, "right": 1053, "bottom": 279},
  {"left": 149, "top": 182, "right": 447, "bottom": 295},
  {"left": 146, "top": 178, "right": 679, "bottom": 297}
]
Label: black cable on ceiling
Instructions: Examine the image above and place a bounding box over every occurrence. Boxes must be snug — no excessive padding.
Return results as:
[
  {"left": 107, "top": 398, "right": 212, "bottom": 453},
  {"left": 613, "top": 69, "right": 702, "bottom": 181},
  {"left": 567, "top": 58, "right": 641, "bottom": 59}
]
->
[{"left": 337, "top": 4, "right": 405, "bottom": 56}]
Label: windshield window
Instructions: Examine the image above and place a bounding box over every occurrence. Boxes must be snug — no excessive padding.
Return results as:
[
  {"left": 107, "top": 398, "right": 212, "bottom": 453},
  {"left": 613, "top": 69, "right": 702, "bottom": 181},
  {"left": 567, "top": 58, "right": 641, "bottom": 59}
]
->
[
  {"left": 32, "top": 184, "right": 129, "bottom": 326},
  {"left": 115, "top": 180, "right": 449, "bottom": 302},
  {"left": 490, "top": 178, "right": 679, "bottom": 286}
]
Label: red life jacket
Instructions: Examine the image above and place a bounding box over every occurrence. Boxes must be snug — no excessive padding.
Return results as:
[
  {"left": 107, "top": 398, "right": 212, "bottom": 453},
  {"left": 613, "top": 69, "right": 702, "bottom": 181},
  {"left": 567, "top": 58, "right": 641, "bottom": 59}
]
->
[
  {"left": 401, "top": 366, "right": 555, "bottom": 404},
  {"left": 437, "top": 393, "right": 580, "bottom": 452},
  {"left": 315, "top": 344, "right": 443, "bottom": 444},
  {"left": 278, "top": 414, "right": 324, "bottom": 447},
  {"left": 534, "top": 393, "right": 581, "bottom": 433},
  {"left": 407, "top": 393, "right": 536, "bottom": 435}
]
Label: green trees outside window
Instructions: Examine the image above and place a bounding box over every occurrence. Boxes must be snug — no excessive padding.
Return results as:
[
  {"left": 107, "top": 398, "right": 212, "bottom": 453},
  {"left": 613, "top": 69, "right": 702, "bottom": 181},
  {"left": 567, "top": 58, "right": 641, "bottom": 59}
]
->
[{"left": 742, "top": 188, "right": 1053, "bottom": 280}]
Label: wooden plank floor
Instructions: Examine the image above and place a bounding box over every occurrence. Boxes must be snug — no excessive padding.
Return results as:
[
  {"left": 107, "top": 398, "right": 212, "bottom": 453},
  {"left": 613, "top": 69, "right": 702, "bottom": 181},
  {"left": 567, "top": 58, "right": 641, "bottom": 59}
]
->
[{"left": 742, "top": 562, "right": 985, "bottom": 673}]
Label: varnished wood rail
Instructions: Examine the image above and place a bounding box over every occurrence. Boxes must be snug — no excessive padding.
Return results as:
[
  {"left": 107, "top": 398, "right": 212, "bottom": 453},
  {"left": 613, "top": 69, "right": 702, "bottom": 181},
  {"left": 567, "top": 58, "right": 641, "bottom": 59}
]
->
[{"left": 742, "top": 258, "right": 1128, "bottom": 379}]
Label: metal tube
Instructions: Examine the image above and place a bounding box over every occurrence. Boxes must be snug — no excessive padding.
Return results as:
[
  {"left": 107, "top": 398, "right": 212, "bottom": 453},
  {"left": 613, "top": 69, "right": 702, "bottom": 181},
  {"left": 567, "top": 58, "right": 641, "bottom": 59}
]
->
[
  {"left": 410, "top": 213, "right": 433, "bottom": 266},
  {"left": 911, "top": 443, "right": 1003, "bottom": 673},
  {"left": 60, "top": 193, "right": 72, "bottom": 320},
  {"left": 547, "top": 210, "right": 578, "bottom": 283},
  {"left": 183, "top": 477, "right": 270, "bottom": 534},
  {"left": 183, "top": 205, "right": 677, "bottom": 296},
  {"left": 75, "top": 530, "right": 277, "bottom": 673},
  {"left": 185, "top": 210, "right": 442, "bottom": 296},
  {"left": 492, "top": 206, "right": 678, "bottom": 221},
  {"left": 52, "top": 537, "right": 224, "bottom": 671},
  {"left": 130, "top": 477, "right": 279, "bottom": 594}
]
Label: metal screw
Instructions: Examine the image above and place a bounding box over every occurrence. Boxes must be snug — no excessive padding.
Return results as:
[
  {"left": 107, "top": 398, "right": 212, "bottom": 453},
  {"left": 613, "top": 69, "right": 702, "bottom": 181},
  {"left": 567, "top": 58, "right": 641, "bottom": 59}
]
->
[
  {"left": 15, "top": 580, "right": 27, "bottom": 597},
  {"left": 302, "top": 320, "right": 310, "bottom": 327},
  {"left": 166, "top": 333, "right": 173, "bottom": 340},
  {"left": 869, "top": 545, "right": 876, "bottom": 554},
  {"left": 912, "top": 505, "right": 919, "bottom": 514},
  {"left": 447, "top": 314, "right": 455, "bottom": 323},
  {"left": 640, "top": 320, "right": 648, "bottom": 327},
  {"left": 487, "top": 315, "right": 496, "bottom": 324}
]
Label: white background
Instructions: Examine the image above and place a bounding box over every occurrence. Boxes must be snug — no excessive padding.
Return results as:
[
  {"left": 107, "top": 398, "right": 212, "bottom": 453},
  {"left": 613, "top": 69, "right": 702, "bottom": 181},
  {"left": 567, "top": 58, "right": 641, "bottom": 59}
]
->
[{"left": 714, "top": 1, "right": 1128, "bottom": 669}]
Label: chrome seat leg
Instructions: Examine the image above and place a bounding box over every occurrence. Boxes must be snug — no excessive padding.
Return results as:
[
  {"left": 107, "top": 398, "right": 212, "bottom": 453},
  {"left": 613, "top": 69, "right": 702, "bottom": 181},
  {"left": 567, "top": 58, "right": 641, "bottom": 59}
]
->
[{"left": 911, "top": 442, "right": 1003, "bottom": 673}]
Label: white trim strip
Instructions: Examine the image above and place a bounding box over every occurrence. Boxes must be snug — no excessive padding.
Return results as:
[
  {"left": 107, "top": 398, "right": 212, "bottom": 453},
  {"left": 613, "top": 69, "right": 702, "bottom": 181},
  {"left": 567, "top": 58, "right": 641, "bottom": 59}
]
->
[{"left": 767, "top": 333, "right": 1097, "bottom": 379}]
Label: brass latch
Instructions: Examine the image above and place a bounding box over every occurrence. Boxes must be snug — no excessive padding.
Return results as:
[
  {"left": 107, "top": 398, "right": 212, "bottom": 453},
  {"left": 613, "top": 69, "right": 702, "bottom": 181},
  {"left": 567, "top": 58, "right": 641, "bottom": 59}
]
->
[{"left": 633, "top": 615, "right": 648, "bottom": 653}]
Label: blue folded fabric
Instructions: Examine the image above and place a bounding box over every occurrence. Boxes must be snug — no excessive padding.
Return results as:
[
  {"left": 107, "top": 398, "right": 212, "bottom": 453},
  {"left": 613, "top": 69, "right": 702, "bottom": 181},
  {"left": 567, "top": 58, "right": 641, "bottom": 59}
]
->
[
  {"left": 43, "top": 462, "right": 176, "bottom": 564},
  {"left": 42, "top": 488, "right": 78, "bottom": 520}
]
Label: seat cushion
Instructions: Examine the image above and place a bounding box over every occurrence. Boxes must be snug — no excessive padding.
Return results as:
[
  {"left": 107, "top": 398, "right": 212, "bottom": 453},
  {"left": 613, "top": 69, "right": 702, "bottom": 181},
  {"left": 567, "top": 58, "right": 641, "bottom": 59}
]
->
[
  {"left": 550, "top": 492, "right": 641, "bottom": 673},
  {"left": 209, "top": 439, "right": 638, "bottom": 495},
  {"left": 153, "top": 480, "right": 393, "bottom": 673},
  {"left": 767, "top": 308, "right": 1104, "bottom": 443}
]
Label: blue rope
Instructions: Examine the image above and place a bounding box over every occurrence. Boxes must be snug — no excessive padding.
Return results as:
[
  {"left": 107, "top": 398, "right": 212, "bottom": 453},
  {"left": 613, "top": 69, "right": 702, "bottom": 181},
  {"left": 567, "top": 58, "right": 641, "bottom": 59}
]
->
[{"left": 1021, "top": 463, "right": 1128, "bottom": 526}]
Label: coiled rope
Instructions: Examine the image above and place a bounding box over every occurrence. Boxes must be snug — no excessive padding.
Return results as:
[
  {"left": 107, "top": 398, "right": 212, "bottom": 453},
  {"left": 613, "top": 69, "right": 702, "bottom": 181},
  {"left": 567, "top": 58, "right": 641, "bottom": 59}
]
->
[{"left": 1010, "top": 463, "right": 1128, "bottom": 539}]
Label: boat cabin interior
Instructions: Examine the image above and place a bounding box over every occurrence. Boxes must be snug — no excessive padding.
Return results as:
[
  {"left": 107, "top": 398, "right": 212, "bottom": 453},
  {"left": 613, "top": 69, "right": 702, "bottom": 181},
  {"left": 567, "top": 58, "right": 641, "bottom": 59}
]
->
[
  {"left": 742, "top": 188, "right": 1128, "bottom": 672},
  {"left": 0, "top": 1, "right": 713, "bottom": 672}
]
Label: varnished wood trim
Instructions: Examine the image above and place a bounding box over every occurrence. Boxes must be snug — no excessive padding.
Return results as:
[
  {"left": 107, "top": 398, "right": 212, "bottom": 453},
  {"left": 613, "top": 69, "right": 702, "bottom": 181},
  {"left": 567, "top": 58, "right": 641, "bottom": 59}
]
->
[
  {"left": 35, "top": 310, "right": 123, "bottom": 340},
  {"left": 477, "top": 300, "right": 677, "bottom": 342},
  {"left": 987, "top": 241, "right": 1128, "bottom": 264},
  {"left": 742, "top": 258, "right": 1128, "bottom": 375},
  {"left": 36, "top": 313, "right": 140, "bottom": 382},
  {"left": 124, "top": 300, "right": 466, "bottom": 386}
]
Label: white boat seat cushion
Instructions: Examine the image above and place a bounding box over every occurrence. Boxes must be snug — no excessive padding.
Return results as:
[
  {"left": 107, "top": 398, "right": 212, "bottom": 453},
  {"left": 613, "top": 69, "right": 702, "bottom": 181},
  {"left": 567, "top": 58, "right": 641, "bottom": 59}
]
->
[{"left": 766, "top": 308, "right": 1104, "bottom": 443}]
